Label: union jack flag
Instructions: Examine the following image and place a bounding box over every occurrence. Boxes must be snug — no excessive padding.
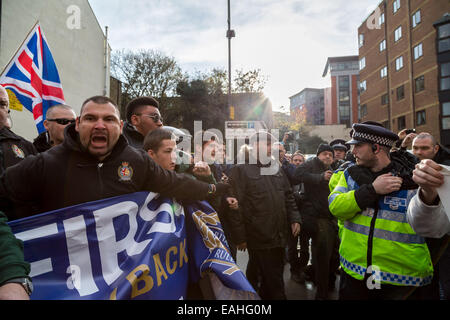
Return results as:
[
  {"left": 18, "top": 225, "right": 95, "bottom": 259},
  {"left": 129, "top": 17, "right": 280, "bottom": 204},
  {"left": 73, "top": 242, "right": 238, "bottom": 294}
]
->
[{"left": 0, "top": 22, "right": 65, "bottom": 134}]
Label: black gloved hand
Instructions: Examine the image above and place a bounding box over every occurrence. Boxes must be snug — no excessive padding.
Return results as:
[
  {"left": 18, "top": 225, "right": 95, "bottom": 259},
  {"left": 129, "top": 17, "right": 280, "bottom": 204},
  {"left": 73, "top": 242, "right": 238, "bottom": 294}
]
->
[{"left": 214, "top": 182, "right": 231, "bottom": 196}]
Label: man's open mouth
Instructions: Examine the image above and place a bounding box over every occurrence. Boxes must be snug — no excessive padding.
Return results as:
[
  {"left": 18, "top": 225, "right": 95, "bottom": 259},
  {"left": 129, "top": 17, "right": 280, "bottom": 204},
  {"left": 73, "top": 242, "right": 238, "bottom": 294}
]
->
[{"left": 91, "top": 135, "right": 107, "bottom": 146}]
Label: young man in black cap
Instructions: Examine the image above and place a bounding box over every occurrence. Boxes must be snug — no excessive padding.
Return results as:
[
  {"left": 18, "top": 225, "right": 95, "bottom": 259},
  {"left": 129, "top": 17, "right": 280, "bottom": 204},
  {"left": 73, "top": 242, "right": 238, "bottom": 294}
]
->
[
  {"left": 329, "top": 122, "right": 434, "bottom": 300},
  {"left": 293, "top": 143, "right": 337, "bottom": 299}
]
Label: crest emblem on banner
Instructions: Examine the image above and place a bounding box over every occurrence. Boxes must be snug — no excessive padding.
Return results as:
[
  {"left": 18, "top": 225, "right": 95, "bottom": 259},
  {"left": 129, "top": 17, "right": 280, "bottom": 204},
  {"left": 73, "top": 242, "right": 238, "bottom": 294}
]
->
[
  {"left": 11, "top": 144, "right": 25, "bottom": 159},
  {"left": 118, "top": 162, "right": 133, "bottom": 181}
]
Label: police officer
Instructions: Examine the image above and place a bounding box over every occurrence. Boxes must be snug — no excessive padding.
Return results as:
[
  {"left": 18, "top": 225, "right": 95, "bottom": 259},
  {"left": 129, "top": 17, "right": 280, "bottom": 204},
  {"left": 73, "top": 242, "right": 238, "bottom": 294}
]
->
[
  {"left": 330, "top": 139, "right": 348, "bottom": 171},
  {"left": 329, "top": 123, "right": 434, "bottom": 300},
  {"left": 0, "top": 96, "right": 229, "bottom": 220}
]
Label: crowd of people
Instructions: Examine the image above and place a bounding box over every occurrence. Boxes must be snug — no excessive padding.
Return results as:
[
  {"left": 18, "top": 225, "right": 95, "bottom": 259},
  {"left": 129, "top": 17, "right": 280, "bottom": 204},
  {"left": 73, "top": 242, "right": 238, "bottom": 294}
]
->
[{"left": 0, "top": 84, "right": 449, "bottom": 300}]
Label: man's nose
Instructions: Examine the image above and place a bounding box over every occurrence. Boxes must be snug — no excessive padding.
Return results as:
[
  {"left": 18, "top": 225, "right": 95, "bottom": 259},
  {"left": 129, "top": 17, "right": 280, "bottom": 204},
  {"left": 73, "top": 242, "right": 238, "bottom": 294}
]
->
[{"left": 94, "top": 119, "right": 106, "bottom": 129}]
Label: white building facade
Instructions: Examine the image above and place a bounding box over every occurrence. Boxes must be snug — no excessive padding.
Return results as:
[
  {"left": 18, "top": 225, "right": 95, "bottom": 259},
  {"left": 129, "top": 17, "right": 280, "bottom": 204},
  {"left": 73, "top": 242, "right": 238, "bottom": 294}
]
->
[{"left": 0, "top": 0, "right": 110, "bottom": 140}]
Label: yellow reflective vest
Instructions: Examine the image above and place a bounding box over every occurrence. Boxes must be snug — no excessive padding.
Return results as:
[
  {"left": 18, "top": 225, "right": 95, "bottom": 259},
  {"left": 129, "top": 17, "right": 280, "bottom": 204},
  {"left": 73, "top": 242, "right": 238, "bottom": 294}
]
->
[{"left": 328, "top": 167, "right": 433, "bottom": 287}]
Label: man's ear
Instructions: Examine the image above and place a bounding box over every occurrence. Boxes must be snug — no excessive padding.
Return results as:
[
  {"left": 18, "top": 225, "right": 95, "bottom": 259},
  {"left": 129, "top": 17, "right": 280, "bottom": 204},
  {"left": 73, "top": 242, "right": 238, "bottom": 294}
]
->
[
  {"left": 434, "top": 144, "right": 440, "bottom": 154},
  {"left": 43, "top": 120, "right": 49, "bottom": 131},
  {"left": 147, "top": 149, "right": 155, "bottom": 159},
  {"left": 130, "top": 114, "right": 139, "bottom": 126},
  {"left": 75, "top": 117, "right": 80, "bottom": 132}
]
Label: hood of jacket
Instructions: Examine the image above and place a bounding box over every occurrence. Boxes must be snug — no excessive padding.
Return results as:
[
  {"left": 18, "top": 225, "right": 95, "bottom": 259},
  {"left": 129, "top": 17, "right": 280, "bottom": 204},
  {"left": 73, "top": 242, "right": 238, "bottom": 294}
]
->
[
  {"left": 62, "top": 123, "right": 129, "bottom": 162},
  {"left": 0, "top": 127, "right": 23, "bottom": 142}
]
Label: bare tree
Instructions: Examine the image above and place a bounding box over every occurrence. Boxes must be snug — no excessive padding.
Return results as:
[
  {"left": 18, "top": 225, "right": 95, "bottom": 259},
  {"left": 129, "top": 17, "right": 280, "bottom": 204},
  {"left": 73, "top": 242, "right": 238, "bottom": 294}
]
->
[{"left": 111, "top": 49, "right": 186, "bottom": 111}]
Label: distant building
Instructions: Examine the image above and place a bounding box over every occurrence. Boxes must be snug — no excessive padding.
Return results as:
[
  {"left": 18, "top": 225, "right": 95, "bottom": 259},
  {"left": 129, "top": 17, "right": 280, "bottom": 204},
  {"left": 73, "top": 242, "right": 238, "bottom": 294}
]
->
[
  {"left": 358, "top": 0, "right": 450, "bottom": 146},
  {"left": 289, "top": 88, "right": 324, "bottom": 125},
  {"left": 322, "top": 56, "right": 360, "bottom": 128},
  {"left": 0, "top": 0, "right": 110, "bottom": 140}
]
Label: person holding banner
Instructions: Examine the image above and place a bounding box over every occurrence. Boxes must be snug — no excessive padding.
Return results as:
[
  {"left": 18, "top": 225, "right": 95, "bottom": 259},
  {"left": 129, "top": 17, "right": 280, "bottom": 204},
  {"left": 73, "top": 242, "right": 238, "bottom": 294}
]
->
[
  {"left": 0, "top": 211, "right": 32, "bottom": 300},
  {"left": 0, "top": 96, "right": 230, "bottom": 220}
]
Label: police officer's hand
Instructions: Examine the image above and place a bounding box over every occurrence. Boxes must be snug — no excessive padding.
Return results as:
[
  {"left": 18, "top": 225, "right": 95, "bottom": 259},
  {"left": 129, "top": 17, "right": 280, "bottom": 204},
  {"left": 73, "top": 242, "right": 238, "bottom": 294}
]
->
[
  {"left": 237, "top": 242, "right": 247, "bottom": 252},
  {"left": 413, "top": 159, "right": 444, "bottom": 205},
  {"left": 372, "top": 173, "right": 403, "bottom": 195},
  {"left": 291, "top": 223, "right": 300, "bottom": 237},
  {"left": 226, "top": 197, "right": 238, "bottom": 210},
  {"left": 323, "top": 170, "right": 333, "bottom": 181}
]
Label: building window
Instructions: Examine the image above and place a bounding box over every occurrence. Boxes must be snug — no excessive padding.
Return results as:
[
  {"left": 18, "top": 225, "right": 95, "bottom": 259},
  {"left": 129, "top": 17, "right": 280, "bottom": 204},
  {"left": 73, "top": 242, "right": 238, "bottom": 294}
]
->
[
  {"left": 379, "top": 39, "right": 386, "bottom": 52},
  {"left": 339, "top": 75, "right": 350, "bottom": 88},
  {"left": 393, "top": 0, "right": 401, "bottom": 13},
  {"left": 381, "top": 93, "right": 389, "bottom": 105},
  {"left": 415, "top": 75, "right": 425, "bottom": 93},
  {"left": 398, "top": 116, "right": 406, "bottom": 130},
  {"left": 443, "top": 102, "right": 450, "bottom": 130},
  {"left": 395, "top": 56, "right": 404, "bottom": 71},
  {"left": 412, "top": 10, "right": 421, "bottom": 28},
  {"left": 379, "top": 13, "right": 385, "bottom": 26},
  {"left": 438, "top": 24, "right": 450, "bottom": 53},
  {"left": 380, "top": 66, "right": 388, "bottom": 78},
  {"left": 359, "top": 57, "right": 366, "bottom": 70},
  {"left": 397, "top": 85, "right": 405, "bottom": 100},
  {"left": 441, "top": 62, "right": 450, "bottom": 91},
  {"left": 394, "top": 26, "right": 402, "bottom": 42},
  {"left": 413, "top": 43, "right": 423, "bottom": 60},
  {"left": 382, "top": 120, "right": 390, "bottom": 129},
  {"left": 360, "top": 80, "right": 367, "bottom": 93},
  {"left": 359, "top": 34, "right": 364, "bottom": 48},
  {"left": 416, "top": 110, "right": 426, "bottom": 126}
]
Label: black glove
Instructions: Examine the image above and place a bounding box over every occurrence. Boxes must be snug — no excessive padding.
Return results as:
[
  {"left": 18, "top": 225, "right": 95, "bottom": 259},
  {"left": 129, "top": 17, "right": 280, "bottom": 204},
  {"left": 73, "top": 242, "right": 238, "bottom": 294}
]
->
[{"left": 214, "top": 182, "right": 231, "bottom": 196}]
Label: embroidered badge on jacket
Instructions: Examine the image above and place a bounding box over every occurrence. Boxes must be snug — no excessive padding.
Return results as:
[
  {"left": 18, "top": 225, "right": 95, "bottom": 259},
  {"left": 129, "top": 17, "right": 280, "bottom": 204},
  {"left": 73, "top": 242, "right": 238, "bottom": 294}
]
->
[{"left": 118, "top": 162, "right": 133, "bottom": 181}]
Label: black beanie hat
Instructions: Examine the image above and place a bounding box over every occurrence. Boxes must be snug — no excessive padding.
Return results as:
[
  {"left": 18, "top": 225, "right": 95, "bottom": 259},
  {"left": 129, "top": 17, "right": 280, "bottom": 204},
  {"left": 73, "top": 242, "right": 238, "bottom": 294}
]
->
[{"left": 316, "top": 143, "right": 333, "bottom": 156}]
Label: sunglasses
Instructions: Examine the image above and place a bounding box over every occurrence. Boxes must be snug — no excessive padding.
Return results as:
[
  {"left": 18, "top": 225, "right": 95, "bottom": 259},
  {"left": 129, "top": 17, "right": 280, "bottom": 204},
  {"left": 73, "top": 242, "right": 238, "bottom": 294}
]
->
[
  {"left": 47, "top": 118, "right": 76, "bottom": 125},
  {"left": 138, "top": 113, "right": 163, "bottom": 123}
]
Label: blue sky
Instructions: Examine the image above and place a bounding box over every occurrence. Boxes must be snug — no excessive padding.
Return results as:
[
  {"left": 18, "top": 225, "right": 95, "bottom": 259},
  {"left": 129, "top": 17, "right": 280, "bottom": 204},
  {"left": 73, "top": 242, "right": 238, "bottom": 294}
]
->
[{"left": 89, "top": 0, "right": 380, "bottom": 112}]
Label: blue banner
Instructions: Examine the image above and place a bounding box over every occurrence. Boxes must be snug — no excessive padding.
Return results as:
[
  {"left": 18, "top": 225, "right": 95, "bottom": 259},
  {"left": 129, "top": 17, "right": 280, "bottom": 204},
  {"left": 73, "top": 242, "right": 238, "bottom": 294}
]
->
[{"left": 8, "top": 192, "right": 255, "bottom": 300}]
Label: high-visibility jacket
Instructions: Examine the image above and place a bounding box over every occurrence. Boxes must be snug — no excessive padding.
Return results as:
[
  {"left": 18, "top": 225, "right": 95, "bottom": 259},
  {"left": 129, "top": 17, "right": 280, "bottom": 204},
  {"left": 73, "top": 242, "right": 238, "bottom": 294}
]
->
[
  {"left": 328, "top": 166, "right": 433, "bottom": 287},
  {"left": 329, "top": 161, "right": 355, "bottom": 240}
]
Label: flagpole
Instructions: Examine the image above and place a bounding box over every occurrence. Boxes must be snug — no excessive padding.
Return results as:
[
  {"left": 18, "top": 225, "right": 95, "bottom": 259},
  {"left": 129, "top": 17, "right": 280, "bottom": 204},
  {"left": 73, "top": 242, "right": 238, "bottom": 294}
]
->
[{"left": 0, "top": 21, "right": 40, "bottom": 77}]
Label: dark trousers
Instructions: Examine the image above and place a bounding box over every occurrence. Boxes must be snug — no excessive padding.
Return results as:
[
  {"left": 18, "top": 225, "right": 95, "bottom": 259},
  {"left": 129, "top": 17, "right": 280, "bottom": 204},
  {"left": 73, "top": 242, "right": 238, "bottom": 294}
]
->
[
  {"left": 247, "top": 247, "right": 287, "bottom": 300},
  {"left": 440, "top": 244, "right": 450, "bottom": 300},
  {"left": 339, "top": 269, "right": 436, "bottom": 300},
  {"left": 311, "top": 218, "right": 338, "bottom": 300},
  {"left": 287, "top": 231, "right": 300, "bottom": 274}
]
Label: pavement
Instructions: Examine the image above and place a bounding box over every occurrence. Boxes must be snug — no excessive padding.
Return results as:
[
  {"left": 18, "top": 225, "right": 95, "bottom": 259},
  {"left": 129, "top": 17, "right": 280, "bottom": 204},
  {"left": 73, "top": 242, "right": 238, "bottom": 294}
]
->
[{"left": 235, "top": 250, "right": 340, "bottom": 300}]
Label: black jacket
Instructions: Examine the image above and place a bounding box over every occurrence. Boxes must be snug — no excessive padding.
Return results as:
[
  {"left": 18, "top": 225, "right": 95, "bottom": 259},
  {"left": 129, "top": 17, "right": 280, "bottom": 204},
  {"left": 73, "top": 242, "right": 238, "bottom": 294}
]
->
[
  {"left": 32, "top": 131, "right": 52, "bottom": 153},
  {"left": 0, "top": 127, "right": 36, "bottom": 176},
  {"left": 434, "top": 144, "right": 450, "bottom": 165},
  {"left": 229, "top": 161, "right": 301, "bottom": 250},
  {"left": 293, "top": 156, "right": 334, "bottom": 219},
  {"left": 122, "top": 121, "right": 144, "bottom": 149},
  {"left": 0, "top": 124, "right": 211, "bottom": 219}
]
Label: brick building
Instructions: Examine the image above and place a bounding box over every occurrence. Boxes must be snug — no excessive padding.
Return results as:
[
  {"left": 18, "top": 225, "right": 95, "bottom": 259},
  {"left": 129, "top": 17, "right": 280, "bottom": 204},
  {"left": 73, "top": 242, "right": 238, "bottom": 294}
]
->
[
  {"left": 322, "top": 56, "right": 360, "bottom": 127},
  {"left": 358, "top": 0, "right": 450, "bottom": 146}
]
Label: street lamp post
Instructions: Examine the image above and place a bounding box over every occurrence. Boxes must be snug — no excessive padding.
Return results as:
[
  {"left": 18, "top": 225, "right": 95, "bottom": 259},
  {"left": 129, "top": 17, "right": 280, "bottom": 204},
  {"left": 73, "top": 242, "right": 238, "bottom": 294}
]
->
[{"left": 226, "top": 0, "right": 235, "bottom": 118}]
